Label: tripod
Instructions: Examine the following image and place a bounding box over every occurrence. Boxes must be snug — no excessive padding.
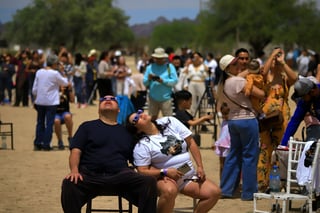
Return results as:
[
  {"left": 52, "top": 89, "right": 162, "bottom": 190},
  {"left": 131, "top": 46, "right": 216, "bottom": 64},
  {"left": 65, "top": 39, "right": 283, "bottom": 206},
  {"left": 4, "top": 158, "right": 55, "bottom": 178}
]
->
[
  {"left": 87, "top": 82, "right": 98, "bottom": 104},
  {"left": 193, "top": 83, "right": 218, "bottom": 142}
]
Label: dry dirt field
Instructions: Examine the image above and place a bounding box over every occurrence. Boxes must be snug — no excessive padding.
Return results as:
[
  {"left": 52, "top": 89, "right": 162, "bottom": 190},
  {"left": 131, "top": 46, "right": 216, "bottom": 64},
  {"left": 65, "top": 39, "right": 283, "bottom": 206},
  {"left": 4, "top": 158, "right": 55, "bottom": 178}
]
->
[{"left": 0, "top": 56, "right": 304, "bottom": 213}]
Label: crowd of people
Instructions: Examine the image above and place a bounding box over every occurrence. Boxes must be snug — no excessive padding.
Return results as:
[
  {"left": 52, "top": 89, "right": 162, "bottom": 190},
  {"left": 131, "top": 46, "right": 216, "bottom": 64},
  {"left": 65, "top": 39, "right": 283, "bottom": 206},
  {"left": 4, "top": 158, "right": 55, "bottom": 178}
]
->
[{"left": 1, "top": 44, "right": 320, "bottom": 212}]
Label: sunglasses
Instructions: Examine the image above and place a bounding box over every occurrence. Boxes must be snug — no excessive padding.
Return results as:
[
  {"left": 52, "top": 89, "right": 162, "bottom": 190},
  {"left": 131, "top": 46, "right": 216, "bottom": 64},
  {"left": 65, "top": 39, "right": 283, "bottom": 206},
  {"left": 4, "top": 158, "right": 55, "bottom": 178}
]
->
[
  {"left": 132, "top": 109, "right": 143, "bottom": 125},
  {"left": 99, "top": 96, "right": 118, "bottom": 103},
  {"left": 183, "top": 176, "right": 201, "bottom": 183}
]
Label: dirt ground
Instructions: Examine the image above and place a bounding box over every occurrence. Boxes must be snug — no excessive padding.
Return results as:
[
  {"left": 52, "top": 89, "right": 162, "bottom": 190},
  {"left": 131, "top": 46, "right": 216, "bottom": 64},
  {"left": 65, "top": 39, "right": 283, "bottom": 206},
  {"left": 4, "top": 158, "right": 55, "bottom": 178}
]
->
[{"left": 0, "top": 56, "right": 304, "bottom": 213}]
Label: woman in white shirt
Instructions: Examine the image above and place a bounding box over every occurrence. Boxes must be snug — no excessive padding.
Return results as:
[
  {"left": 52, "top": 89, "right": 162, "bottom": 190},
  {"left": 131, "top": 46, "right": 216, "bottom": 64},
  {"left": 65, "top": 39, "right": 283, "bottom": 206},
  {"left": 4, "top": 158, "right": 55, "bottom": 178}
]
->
[{"left": 126, "top": 111, "right": 220, "bottom": 213}]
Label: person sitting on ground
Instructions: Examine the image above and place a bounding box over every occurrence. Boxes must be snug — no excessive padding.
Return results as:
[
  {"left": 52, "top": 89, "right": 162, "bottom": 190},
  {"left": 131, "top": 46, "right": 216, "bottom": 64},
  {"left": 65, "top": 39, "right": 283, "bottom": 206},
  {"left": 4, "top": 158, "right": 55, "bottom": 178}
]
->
[
  {"left": 244, "top": 59, "right": 265, "bottom": 118},
  {"left": 126, "top": 111, "right": 221, "bottom": 213},
  {"left": 54, "top": 86, "right": 74, "bottom": 150},
  {"left": 61, "top": 95, "right": 158, "bottom": 213},
  {"left": 174, "top": 90, "right": 213, "bottom": 129}
]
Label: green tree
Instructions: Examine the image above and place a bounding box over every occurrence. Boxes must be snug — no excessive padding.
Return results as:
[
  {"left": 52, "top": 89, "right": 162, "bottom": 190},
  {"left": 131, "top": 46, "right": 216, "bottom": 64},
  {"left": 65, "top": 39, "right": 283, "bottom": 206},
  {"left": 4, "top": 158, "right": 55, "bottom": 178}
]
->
[
  {"left": 198, "top": 0, "right": 320, "bottom": 56},
  {"left": 149, "top": 20, "right": 197, "bottom": 51},
  {"left": 4, "top": 0, "right": 134, "bottom": 52}
]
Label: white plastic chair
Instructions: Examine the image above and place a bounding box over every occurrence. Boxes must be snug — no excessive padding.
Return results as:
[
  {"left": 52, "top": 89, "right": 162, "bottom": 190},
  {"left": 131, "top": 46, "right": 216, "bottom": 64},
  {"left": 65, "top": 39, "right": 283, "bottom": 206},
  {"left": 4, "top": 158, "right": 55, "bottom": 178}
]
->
[{"left": 253, "top": 137, "right": 320, "bottom": 213}]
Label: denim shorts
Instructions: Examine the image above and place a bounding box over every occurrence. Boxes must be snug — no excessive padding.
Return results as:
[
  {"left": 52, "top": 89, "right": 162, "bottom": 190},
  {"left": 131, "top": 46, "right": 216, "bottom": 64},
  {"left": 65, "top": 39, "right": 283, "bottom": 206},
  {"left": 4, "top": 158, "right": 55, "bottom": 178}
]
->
[{"left": 55, "top": 112, "right": 71, "bottom": 124}]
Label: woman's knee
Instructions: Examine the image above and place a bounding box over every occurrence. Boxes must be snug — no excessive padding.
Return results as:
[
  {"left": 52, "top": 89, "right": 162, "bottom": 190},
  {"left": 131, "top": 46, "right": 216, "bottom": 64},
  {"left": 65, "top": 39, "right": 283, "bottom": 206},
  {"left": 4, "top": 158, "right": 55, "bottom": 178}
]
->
[{"left": 158, "top": 183, "right": 178, "bottom": 199}]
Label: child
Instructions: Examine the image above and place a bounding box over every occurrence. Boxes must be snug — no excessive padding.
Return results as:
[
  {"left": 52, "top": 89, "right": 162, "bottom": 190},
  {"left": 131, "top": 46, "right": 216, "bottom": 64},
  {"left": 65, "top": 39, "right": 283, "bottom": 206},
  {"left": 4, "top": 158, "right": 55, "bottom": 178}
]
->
[
  {"left": 54, "top": 86, "right": 74, "bottom": 149},
  {"left": 174, "top": 90, "right": 213, "bottom": 129},
  {"left": 213, "top": 102, "right": 230, "bottom": 181},
  {"left": 245, "top": 59, "right": 265, "bottom": 118}
]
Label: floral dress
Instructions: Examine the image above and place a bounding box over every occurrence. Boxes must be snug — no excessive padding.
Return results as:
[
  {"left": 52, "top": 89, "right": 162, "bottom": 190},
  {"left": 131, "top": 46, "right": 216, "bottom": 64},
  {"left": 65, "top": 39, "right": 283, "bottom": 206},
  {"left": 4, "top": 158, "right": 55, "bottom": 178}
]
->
[{"left": 257, "top": 73, "right": 291, "bottom": 190}]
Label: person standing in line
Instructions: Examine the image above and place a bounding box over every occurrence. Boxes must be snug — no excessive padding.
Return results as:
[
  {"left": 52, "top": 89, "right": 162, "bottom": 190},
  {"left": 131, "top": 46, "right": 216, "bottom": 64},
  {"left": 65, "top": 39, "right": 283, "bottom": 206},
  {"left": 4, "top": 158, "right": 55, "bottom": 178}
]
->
[
  {"left": 257, "top": 47, "right": 297, "bottom": 192},
  {"left": 0, "top": 53, "right": 15, "bottom": 104},
  {"left": 61, "top": 95, "right": 158, "bottom": 213},
  {"left": 97, "top": 51, "right": 114, "bottom": 97},
  {"left": 217, "top": 54, "right": 265, "bottom": 200},
  {"left": 73, "top": 53, "right": 87, "bottom": 108},
  {"left": 32, "top": 54, "right": 69, "bottom": 151},
  {"left": 185, "top": 51, "right": 209, "bottom": 116},
  {"left": 14, "top": 50, "right": 31, "bottom": 107},
  {"left": 143, "top": 47, "right": 178, "bottom": 120},
  {"left": 235, "top": 48, "right": 250, "bottom": 72}
]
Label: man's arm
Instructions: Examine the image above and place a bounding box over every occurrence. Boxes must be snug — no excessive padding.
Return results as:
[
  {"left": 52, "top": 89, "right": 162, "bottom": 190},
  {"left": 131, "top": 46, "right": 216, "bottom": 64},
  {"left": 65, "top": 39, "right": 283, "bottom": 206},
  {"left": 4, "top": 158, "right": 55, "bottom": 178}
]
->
[
  {"left": 280, "top": 101, "right": 307, "bottom": 146},
  {"left": 65, "top": 148, "right": 83, "bottom": 184}
]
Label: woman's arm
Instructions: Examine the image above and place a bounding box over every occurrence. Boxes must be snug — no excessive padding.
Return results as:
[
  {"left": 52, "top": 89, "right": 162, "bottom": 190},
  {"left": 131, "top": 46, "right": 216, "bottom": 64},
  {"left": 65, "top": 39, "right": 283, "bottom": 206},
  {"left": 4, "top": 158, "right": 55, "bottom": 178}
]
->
[
  {"left": 185, "top": 135, "right": 206, "bottom": 180},
  {"left": 136, "top": 165, "right": 182, "bottom": 181},
  {"left": 276, "top": 50, "right": 297, "bottom": 86}
]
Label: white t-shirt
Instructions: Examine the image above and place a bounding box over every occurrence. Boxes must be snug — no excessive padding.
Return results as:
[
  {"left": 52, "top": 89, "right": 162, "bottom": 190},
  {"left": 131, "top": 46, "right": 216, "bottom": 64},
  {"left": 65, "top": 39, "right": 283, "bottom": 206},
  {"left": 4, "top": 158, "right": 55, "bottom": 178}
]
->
[{"left": 133, "top": 116, "right": 193, "bottom": 171}]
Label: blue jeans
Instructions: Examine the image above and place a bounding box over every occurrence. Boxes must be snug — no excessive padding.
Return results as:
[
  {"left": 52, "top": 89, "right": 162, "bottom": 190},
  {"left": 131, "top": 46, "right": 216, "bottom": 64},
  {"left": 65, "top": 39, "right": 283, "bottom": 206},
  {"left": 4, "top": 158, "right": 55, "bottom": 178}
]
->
[
  {"left": 34, "top": 105, "right": 57, "bottom": 147},
  {"left": 220, "top": 118, "right": 259, "bottom": 200},
  {"left": 73, "top": 76, "right": 86, "bottom": 104}
]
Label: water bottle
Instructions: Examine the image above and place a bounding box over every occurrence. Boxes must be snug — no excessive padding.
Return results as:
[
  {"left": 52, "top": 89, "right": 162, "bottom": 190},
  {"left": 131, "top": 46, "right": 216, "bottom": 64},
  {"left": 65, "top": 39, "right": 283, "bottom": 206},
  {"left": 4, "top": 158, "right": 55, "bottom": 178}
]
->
[
  {"left": 269, "top": 165, "right": 281, "bottom": 192},
  {"left": 1, "top": 135, "right": 7, "bottom": 149}
]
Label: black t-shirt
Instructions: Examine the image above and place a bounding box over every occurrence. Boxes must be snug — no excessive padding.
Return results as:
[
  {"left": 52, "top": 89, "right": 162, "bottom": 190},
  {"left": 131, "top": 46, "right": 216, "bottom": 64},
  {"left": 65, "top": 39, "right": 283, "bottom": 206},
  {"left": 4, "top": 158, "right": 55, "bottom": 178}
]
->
[
  {"left": 175, "top": 109, "right": 193, "bottom": 129},
  {"left": 71, "top": 119, "right": 134, "bottom": 173}
]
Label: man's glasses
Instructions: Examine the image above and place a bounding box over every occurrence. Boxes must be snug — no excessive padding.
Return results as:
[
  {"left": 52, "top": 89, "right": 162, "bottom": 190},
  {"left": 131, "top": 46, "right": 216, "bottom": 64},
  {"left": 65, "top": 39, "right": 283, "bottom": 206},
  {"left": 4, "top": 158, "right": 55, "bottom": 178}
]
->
[
  {"left": 132, "top": 109, "right": 143, "bottom": 125},
  {"left": 99, "top": 96, "right": 118, "bottom": 103},
  {"left": 238, "top": 57, "right": 249, "bottom": 60}
]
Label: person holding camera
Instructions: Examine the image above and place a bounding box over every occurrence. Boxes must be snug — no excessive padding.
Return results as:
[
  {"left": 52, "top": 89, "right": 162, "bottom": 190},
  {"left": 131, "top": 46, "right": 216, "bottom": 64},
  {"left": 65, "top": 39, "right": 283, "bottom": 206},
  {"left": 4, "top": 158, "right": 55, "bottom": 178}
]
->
[
  {"left": 257, "top": 47, "right": 298, "bottom": 192},
  {"left": 143, "top": 47, "right": 178, "bottom": 120}
]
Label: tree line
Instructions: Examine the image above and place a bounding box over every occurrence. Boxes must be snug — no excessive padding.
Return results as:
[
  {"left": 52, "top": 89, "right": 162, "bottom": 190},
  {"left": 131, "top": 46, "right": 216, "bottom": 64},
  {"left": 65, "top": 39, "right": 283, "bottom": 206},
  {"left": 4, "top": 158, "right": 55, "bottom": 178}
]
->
[{"left": 2, "top": 0, "right": 320, "bottom": 56}]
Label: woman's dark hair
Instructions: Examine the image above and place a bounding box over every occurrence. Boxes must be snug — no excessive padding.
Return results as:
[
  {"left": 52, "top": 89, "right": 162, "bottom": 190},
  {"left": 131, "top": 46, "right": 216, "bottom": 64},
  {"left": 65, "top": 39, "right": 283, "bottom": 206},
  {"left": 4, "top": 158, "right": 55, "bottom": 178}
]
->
[
  {"left": 74, "top": 53, "right": 83, "bottom": 66},
  {"left": 125, "top": 114, "right": 171, "bottom": 144},
  {"left": 192, "top": 51, "right": 203, "bottom": 59},
  {"left": 99, "top": 51, "right": 109, "bottom": 62}
]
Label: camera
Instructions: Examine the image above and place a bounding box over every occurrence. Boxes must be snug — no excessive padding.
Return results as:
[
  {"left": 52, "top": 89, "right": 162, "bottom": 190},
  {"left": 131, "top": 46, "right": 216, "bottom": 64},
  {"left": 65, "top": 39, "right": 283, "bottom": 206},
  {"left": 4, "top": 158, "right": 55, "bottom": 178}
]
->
[
  {"left": 152, "top": 76, "right": 160, "bottom": 81},
  {"left": 277, "top": 52, "right": 282, "bottom": 57}
]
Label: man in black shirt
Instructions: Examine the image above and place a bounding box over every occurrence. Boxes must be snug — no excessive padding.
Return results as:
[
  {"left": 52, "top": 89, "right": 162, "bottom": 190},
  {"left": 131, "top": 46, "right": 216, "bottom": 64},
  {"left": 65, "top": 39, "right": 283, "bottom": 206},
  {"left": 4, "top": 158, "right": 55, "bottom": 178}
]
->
[{"left": 61, "top": 95, "right": 157, "bottom": 213}]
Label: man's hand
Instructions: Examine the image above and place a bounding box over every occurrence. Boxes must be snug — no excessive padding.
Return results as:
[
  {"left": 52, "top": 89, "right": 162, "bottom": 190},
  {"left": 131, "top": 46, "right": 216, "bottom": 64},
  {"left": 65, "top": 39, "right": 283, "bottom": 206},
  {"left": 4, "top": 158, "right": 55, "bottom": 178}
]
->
[{"left": 65, "top": 172, "right": 83, "bottom": 184}]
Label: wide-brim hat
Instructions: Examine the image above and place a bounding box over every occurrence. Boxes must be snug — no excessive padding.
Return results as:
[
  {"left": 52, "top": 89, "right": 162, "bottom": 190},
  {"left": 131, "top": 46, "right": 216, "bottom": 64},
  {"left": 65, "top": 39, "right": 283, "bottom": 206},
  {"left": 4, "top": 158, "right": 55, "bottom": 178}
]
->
[
  {"left": 219, "top": 54, "right": 238, "bottom": 71},
  {"left": 88, "top": 49, "right": 97, "bottom": 57},
  {"left": 151, "top": 47, "right": 168, "bottom": 58}
]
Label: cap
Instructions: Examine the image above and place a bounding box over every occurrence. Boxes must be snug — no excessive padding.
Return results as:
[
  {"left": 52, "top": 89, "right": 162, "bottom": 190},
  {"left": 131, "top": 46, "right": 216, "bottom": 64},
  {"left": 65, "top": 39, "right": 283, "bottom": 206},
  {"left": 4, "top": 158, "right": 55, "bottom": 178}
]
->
[
  {"left": 219, "top": 54, "right": 238, "bottom": 71},
  {"left": 292, "top": 78, "right": 315, "bottom": 98},
  {"left": 88, "top": 49, "right": 97, "bottom": 57},
  {"left": 151, "top": 47, "right": 168, "bottom": 58},
  {"left": 247, "top": 59, "right": 260, "bottom": 74}
]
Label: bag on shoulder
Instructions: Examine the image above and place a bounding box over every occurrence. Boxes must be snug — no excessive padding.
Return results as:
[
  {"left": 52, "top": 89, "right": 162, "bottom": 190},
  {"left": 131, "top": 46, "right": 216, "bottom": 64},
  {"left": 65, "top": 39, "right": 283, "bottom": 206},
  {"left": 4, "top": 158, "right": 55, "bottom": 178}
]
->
[
  {"left": 259, "top": 110, "right": 284, "bottom": 131},
  {"left": 192, "top": 134, "right": 201, "bottom": 146}
]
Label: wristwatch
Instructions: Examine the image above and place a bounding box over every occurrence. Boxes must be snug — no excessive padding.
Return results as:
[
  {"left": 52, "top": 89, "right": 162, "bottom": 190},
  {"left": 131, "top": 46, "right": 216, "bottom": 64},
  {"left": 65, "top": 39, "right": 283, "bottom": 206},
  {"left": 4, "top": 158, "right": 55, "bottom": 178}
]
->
[{"left": 160, "top": 169, "right": 165, "bottom": 177}]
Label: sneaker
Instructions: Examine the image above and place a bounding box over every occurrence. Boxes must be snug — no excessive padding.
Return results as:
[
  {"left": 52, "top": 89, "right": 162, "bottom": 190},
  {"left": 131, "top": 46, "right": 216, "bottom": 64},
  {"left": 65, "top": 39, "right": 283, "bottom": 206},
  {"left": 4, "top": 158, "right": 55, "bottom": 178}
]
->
[
  {"left": 33, "top": 144, "right": 42, "bottom": 151},
  {"left": 42, "top": 145, "right": 52, "bottom": 151},
  {"left": 58, "top": 140, "right": 65, "bottom": 150},
  {"left": 68, "top": 137, "right": 72, "bottom": 147}
]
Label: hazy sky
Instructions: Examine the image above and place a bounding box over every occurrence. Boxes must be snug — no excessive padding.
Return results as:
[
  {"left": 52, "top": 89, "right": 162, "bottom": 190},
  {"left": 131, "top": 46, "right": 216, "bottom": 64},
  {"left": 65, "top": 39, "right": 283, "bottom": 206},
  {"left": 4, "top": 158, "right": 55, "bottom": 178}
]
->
[{"left": 0, "top": 0, "right": 201, "bottom": 25}]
